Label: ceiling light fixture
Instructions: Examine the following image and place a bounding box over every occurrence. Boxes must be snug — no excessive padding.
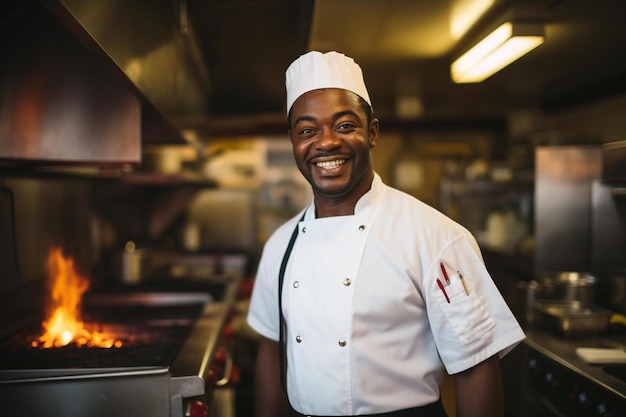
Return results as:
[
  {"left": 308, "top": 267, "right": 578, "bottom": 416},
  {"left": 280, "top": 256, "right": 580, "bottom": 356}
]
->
[{"left": 451, "top": 21, "right": 544, "bottom": 83}]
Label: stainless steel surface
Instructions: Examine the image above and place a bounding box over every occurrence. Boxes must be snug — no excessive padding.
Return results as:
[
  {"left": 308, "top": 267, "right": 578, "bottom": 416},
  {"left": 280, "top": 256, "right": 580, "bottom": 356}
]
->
[
  {"left": 510, "top": 280, "right": 546, "bottom": 325},
  {"left": 535, "top": 146, "right": 603, "bottom": 275},
  {"left": 591, "top": 180, "right": 626, "bottom": 277},
  {"left": 541, "top": 271, "right": 598, "bottom": 304},
  {"left": 533, "top": 300, "right": 613, "bottom": 336},
  {"left": 0, "top": 369, "right": 173, "bottom": 417},
  {"left": 524, "top": 330, "right": 626, "bottom": 400},
  {"left": 607, "top": 273, "right": 626, "bottom": 315},
  {"left": 0, "top": 2, "right": 141, "bottom": 163},
  {"left": 0, "top": 271, "right": 242, "bottom": 417},
  {"left": 55, "top": 0, "right": 211, "bottom": 129},
  {"left": 523, "top": 331, "right": 626, "bottom": 416},
  {"left": 602, "top": 140, "right": 626, "bottom": 185}
]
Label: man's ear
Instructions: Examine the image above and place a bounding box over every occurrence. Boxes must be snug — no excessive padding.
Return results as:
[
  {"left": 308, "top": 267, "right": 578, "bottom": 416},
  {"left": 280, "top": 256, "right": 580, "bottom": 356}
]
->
[{"left": 368, "top": 119, "right": 379, "bottom": 148}]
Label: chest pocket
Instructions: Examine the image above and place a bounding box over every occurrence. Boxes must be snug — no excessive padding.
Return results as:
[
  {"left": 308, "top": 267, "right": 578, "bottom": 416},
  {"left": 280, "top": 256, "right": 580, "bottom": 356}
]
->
[{"left": 434, "top": 273, "right": 495, "bottom": 345}]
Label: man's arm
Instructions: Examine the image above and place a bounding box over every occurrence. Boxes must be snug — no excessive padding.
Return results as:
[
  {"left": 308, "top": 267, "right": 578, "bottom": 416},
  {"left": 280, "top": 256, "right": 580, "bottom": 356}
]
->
[
  {"left": 454, "top": 355, "right": 504, "bottom": 417},
  {"left": 255, "top": 337, "right": 290, "bottom": 417}
]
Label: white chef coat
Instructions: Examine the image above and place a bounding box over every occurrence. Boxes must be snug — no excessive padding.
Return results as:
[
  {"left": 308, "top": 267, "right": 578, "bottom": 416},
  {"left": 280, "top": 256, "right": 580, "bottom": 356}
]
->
[{"left": 247, "top": 173, "right": 525, "bottom": 416}]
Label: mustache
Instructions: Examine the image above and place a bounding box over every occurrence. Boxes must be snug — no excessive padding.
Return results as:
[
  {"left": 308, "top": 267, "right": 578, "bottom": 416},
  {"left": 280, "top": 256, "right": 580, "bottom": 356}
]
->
[{"left": 308, "top": 152, "right": 350, "bottom": 161}]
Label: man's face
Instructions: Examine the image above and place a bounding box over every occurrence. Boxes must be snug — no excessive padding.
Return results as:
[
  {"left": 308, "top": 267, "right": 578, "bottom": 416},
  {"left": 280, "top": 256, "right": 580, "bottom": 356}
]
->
[{"left": 288, "top": 88, "right": 378, "bottom": 203}]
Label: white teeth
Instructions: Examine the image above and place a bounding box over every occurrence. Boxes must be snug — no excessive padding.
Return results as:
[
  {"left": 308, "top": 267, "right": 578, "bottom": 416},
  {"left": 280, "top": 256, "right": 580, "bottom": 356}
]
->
[{"left": 316, "top": 159, "right": 346, "bottom": 168}]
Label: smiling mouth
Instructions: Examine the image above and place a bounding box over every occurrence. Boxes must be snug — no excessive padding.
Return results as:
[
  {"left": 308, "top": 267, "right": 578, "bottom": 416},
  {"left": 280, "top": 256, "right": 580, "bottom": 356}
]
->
[{"left": 315, "top": 159, "right": 346, "bottom": 169}]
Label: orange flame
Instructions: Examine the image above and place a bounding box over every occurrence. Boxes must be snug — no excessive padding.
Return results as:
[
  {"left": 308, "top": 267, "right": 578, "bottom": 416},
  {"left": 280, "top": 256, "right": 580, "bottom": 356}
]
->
[{"left": 33, "top": 247, "right": 122, "bottom": 349}]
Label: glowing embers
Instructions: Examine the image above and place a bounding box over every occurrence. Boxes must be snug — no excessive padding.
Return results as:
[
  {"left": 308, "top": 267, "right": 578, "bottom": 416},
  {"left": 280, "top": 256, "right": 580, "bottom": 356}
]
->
[{"left": 32, "top": 247, "right": 122, "bottom": 349}]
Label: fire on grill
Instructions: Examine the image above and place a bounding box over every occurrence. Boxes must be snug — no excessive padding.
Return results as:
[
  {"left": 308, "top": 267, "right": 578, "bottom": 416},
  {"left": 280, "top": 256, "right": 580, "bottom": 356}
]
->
[
  {"left": 0, "top": 249, "right": 244, "bottom": 417},
  {"left": 32, "top": 247, "right": 122, "bottom": 349}
]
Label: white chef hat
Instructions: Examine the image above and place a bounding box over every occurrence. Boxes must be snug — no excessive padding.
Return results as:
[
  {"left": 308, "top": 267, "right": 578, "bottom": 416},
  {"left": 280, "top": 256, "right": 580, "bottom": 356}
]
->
[{"left": 285, "top": 51, "right": 371, "bottom": 113}]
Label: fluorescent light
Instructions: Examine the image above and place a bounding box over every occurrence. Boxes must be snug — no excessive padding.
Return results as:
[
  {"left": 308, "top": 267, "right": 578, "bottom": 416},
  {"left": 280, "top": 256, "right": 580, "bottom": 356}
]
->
[{"left": 451, "top": 22, "right": 544, "bottom": 83}]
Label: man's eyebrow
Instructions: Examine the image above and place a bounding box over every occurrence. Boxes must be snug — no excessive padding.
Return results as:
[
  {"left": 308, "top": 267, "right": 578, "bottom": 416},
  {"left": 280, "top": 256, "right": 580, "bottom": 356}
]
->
[
  {"left": 293, "top": 115, "right": 316, "bottom": 126},
  {"left": 333, "top": 110, "right": 359, "bottom": 120},
  {"left": 293, "top": 110, "right": 358, "bottom": 126}
]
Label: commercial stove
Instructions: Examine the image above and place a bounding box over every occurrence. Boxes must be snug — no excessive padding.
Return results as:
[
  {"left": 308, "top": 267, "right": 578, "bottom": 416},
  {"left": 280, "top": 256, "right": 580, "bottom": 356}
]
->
[
  {"left": 0, "top": 253, "right": 246, "bottom": 417},
  {"left": 521, "top": 330, "right": 626, "bottom": 417}
]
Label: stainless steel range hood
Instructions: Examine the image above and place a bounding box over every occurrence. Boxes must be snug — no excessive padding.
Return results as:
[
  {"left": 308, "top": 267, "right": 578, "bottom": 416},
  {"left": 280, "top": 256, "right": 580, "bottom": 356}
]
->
[
  {"left": 51, "top": 0, "right": 212, "bottom": 125},
  {"left": 0, "top": 0, "right": 211, "bottom": 164}
]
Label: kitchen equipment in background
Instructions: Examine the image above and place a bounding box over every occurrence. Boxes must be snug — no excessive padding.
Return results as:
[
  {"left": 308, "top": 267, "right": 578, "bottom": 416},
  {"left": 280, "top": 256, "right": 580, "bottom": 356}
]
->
[
  {"left": 0, "top": 249, "right": 245, "bottom": 417},
  {"left": 523, "top": 336, "right": 625, "bottom": 417},
  {"left": 120, "top": 241, "right": 153, "bottom": 285},
  {"left": 541, "top": 271, "right": 598, "bottom": 304},
  {"left": 186, "top": 189, "right": 257, "bottom": 254},
  {"left": 602, "top": 140, "right": 626, "bottom": 185},
  {"left": 533, "top": 300, "right": 613, "bottom": 336},
  {"left": 0, "top": 188, "right": 20, "bottom": 295},
  {"left": 607, "top": 271, "right": 626, "bottom": 315},
  {"left": 535, "top": 146, "right": 602, "bottom": 275},
  {"left": 591, "top": 179, "right": 626, "bottom": 277},
  {"left": 508, "top": 280, "right": 547, "bottom": 325}
]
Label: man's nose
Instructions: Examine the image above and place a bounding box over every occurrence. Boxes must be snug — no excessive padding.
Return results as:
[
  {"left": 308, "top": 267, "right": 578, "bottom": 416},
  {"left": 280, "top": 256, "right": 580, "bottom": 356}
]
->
[{"left": 316, "top": 127, "right": 341, "bottom": 149}]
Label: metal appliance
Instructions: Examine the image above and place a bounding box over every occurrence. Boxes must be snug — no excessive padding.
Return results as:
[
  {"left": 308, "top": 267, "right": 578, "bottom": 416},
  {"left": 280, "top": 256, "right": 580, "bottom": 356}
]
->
[
  {"left": 0, "top": 253, "right": 246, "bottom": 417},
  {"left": 534, "top": 146, "right": 603, "bottom": 275},
  {"left": 602, "top": 140, "right": 626, "bottom": 185},
  {"left": 522, "top": 332, "right": 626, "bottom": 417}
]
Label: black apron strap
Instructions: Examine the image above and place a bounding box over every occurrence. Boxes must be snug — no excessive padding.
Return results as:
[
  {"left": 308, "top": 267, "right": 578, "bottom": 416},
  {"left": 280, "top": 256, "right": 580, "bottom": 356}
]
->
[{"left": 279, "top": 212, "right": 306, "bottom": 393}]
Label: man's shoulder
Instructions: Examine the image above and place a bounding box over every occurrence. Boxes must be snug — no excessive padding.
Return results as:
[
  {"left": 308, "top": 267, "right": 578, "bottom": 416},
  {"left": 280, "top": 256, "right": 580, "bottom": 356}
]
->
[{"left": 381, "top": 184, "right": 469, "bottom": 232}]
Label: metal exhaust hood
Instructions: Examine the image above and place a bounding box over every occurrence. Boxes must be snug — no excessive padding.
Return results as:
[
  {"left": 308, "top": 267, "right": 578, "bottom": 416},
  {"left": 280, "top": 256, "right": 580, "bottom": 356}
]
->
[
  {"left": 48, "top": 0, "right": 212, "bottom": 127},
  {"left": 0, "top": 0, "right": 211, "bottom": 164}
]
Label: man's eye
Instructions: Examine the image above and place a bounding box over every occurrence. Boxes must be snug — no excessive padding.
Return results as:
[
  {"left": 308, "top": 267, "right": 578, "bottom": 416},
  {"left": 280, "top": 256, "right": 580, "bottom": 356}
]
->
[
  {"left": 337, "top": 123, "right": 356, "bottom": 131},
  {"left": 300, "top": 128, "right": 315, "bottom": 135}
]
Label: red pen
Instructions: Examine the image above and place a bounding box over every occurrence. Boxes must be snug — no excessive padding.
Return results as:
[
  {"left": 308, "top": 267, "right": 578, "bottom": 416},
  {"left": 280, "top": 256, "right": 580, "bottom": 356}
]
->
[
  {"left": 437, "top": 278, "right": 450, "bottom": 303},
  {"left": 440, "top": 262, "right": 450, "bottom": 285}
]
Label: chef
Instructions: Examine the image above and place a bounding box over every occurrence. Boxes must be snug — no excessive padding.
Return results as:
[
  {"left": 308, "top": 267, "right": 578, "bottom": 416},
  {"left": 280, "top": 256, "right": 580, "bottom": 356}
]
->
[{"left": 247, "top": 51, "right": 525, "bottom": 417}]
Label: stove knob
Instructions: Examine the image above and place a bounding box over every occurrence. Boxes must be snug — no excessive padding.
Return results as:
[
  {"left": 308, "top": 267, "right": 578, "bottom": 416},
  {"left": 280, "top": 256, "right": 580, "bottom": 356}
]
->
[
  {"left": 213, "top": 346, "right": 227, "bottom": 365},
  {"left": 222, "top": 323, "right": 234, "bottom": 339},
  {"left": 206, "top": 366, "right": 217, "bottom": 386},
  {"left": 544, "top": 371, "right": 559, "bottom": 389},
  {"left": 528, "top": 358, "right": 542, "bottom": 375},
  {"left": 596, "top": 402, "right": 613, "bottom": 417},
  {"left": 189, "top": 400, "right": 208, "bottom": 417},
  {"left": 577, "top": 392, "right": 593, "bottom": 410},
  {"left": 229, "top": 364, "right": 241, "bottom": 386}
]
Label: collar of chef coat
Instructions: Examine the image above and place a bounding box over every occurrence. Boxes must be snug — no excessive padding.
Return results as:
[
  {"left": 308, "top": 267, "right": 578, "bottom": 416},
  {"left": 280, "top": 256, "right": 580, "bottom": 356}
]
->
[{"left": 302, "top": 172, "right": 384, "bottom": 222}]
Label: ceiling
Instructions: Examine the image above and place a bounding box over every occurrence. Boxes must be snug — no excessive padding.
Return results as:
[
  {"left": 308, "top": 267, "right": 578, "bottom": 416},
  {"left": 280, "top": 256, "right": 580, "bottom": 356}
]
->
[
  {"left": 2, "top": 0, "right": 626, "bottom": 140},
  {"left": 180, "top": 0, "right": 626, "bottom": 136}
]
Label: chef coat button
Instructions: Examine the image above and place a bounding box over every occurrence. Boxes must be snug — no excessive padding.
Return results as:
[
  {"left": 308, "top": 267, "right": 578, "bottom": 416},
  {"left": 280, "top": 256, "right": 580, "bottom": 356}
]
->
[
  {"left": 293, "top": 281, "right": 300, "bottom": 288},
  {"left": 343, "top": 278, "right": 351, "bottom": 286},
  {"left": 301, "top": 226, "right": 306, "bottom": 233},
  {"left": 358, "top": 225, "right": 366, "bottom": 231},
  {"left": 296, "top": 335, "right": 302, "bottom": 343},
  {"left": 338, "top": 339, "right": 347, "bottom": 347}
]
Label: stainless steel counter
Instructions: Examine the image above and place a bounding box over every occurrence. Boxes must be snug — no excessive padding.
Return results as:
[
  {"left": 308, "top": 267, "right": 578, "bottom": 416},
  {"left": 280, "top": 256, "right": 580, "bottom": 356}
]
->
[{"left": 524, "top": 330, "right": 626, "bottom": 400}]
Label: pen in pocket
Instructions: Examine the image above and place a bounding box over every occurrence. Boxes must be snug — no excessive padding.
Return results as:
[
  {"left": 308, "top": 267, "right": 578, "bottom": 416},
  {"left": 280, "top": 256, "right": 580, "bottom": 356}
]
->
[
  {"left": 440, "top": 262, "right": 450, "bottom": 285},
  {"left": 458, "top": 270, "right": 470, "bottom": 296},
  {"left": 436, "top": 278, "right": 450, "bottom": 303}
]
